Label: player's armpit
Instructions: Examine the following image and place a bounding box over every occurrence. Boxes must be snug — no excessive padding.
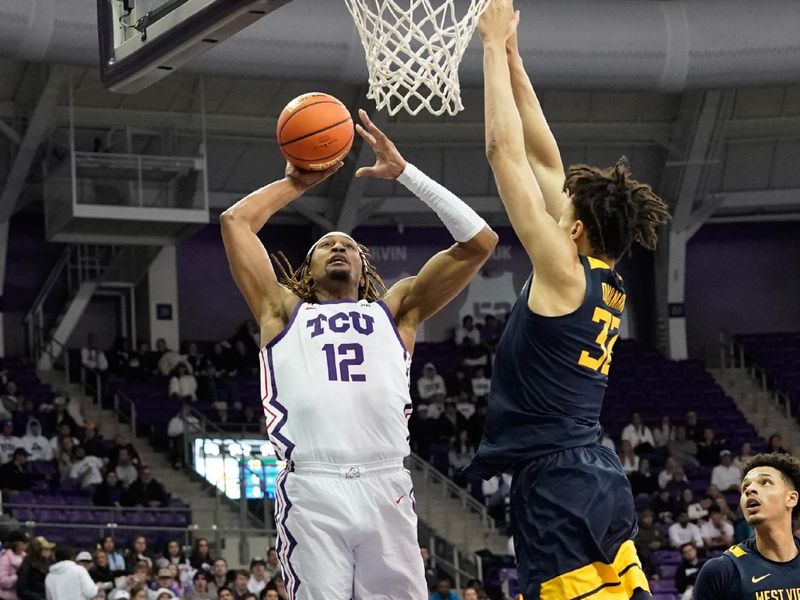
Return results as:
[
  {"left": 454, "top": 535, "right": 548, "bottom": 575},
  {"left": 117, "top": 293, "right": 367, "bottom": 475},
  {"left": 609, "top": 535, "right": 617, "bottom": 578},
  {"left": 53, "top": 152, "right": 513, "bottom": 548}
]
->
[{"left": 383, "top": 226, "right": 498, "bottom": 332}]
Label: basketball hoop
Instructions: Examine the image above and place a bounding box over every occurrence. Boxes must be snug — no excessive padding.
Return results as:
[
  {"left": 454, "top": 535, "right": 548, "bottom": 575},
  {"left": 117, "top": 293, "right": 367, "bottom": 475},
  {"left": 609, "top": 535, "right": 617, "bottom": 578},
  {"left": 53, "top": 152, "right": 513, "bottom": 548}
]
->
[{"left": 344, "top": 0, "right": 491, "bottom": 116}]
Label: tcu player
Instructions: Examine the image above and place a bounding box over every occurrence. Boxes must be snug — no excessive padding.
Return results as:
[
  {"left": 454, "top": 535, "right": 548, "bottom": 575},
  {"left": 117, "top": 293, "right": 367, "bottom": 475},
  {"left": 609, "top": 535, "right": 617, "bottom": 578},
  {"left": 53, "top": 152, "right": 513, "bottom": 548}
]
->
[{"left": 221, "top": 109, "right": 497, "bottom": 599}]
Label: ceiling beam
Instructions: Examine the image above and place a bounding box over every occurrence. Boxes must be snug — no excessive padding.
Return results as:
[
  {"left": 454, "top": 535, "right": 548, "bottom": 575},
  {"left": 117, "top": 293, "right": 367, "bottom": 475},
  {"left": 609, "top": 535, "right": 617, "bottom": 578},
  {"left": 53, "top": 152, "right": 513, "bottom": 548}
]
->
[{"left": 0, "top": 65, "right": 67, "bottom": 222}]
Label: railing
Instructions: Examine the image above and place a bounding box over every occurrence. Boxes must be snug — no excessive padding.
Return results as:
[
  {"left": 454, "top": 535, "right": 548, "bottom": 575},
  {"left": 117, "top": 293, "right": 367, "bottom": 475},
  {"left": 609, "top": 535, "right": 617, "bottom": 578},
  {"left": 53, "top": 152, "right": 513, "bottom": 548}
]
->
[
  {"left": 721, "top": 330, "right": 794, "bottom": 419},
  {"left": 83, "top": 366, "right": 138, "bottom": 439},
  {"left": 405, "top": 452, "right": 495, "bottom": 530}
]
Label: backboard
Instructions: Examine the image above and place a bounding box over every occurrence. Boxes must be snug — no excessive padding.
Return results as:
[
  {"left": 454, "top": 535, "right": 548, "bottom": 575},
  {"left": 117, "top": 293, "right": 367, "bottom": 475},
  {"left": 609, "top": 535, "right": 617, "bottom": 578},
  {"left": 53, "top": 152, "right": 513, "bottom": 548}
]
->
[{"left": 97, "top": 0, "right": 292, "bottom": 93}]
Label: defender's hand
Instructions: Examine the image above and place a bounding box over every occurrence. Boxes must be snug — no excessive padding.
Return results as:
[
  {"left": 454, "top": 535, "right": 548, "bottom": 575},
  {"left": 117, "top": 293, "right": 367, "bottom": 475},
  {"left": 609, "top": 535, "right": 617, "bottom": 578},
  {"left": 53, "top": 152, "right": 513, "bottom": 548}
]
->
[
  {"left": 479, "top": 0, "right": 519, "bottom": 45},
  {"left": 285, "top": 161, "right": 343, "bottom": 190},
  {"left": 354, "top": 109, "right": 406, "bottom": 179}
]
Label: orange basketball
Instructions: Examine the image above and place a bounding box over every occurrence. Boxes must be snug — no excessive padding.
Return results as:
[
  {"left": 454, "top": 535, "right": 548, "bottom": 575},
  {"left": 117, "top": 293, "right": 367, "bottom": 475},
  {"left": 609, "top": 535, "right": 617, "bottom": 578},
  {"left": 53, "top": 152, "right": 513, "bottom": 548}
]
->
[{"left": 277, "top": 93, "right": 354, "bottom": 171}]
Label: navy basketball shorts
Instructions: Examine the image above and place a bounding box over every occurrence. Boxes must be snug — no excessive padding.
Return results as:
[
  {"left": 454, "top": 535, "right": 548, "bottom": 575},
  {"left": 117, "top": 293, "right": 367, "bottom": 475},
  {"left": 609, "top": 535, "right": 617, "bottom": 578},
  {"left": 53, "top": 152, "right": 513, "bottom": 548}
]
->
[{"left": 510, "top": 444, "right": 651, "bottom": 599}]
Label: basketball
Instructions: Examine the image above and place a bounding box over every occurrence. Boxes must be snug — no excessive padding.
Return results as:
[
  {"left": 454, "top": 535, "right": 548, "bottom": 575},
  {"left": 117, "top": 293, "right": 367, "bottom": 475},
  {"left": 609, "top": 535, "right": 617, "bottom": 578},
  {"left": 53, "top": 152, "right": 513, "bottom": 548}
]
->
[{"left": 277, "top": 92, "right": 354, "bottom": 171}]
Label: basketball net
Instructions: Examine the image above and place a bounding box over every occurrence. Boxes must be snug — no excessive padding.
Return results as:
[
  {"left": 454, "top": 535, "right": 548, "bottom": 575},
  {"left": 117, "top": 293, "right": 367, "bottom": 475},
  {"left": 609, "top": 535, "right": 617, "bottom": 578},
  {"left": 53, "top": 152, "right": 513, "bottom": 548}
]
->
[{"left": 344, "top": 0, "right": 491, "bottom": 116}]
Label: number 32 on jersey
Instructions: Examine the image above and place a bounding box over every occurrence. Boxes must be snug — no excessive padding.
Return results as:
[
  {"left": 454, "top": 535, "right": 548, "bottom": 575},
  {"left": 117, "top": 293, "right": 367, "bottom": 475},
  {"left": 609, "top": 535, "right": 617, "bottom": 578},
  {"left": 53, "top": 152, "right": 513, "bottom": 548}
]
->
[{"left": 578, "top": 306, "right": 620, "bottom": 375}]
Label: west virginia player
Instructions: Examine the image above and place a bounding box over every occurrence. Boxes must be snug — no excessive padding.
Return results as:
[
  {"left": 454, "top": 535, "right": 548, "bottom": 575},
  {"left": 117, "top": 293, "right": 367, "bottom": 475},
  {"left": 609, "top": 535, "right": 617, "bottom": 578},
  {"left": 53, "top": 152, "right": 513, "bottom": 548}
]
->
[
  {"left": 694, "top": 453, "right": 800, "bottom": 599},
  {"left": 473, "top": 1, "right": 670, "bottom": 598}
]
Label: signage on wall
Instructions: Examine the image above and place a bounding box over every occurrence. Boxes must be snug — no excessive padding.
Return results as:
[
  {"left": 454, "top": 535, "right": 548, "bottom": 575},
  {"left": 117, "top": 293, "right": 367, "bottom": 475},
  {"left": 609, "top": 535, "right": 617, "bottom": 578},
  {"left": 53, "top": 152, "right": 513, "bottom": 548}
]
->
[{"left": 156, "top": 303, "right": 173, "bottom": 320}]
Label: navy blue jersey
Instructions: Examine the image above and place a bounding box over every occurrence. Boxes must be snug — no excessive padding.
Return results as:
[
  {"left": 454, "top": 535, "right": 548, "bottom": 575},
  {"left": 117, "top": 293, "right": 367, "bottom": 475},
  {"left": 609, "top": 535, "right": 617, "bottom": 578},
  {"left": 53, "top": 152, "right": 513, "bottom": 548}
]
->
[
  {"left": 694, "top": 536, "right": 800, "bottom": 599},
  {"left": 468, "top": 255, "right": 625, "bottom": 478}
]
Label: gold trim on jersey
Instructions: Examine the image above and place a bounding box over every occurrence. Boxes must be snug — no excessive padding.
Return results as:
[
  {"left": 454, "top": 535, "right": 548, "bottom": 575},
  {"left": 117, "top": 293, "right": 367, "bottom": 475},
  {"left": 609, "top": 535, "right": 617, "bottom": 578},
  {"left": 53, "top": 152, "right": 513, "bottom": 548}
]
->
[
  {"left": 539, "top": 540, "right": 650, "bottom": 600},
  {"left": 728, "top": 544, "right": 748, "bottom": 558},
  {"left": 587, "top": 256, "right": 611, "bottom": 270},
  {"left": 601, "top": 283, "right": 626, "bottom": 313}
]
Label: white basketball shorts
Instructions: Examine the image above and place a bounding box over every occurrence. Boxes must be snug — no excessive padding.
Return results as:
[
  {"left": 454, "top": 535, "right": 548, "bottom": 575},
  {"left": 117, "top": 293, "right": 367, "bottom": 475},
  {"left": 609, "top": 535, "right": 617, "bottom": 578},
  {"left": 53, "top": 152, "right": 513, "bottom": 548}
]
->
[{"left": 274, "top": 458, "right": 428, "bottom": 600}]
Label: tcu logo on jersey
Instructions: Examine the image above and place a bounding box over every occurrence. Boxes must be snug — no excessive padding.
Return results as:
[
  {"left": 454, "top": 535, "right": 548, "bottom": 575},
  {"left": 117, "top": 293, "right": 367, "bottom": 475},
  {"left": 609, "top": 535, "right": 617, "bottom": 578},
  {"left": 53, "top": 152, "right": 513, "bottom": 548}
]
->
[{"left": 306, "top": 311, "right": 375, "bottom": 338}]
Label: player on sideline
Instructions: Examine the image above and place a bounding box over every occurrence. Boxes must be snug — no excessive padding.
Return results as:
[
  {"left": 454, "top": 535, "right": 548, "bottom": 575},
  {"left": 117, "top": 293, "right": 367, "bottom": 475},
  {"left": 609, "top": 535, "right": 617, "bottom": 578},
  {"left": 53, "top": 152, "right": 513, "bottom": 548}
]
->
[
  {"left": 694, "top": 453, "right": 800, "bottom": 599},
  {"left": 221, "top": 109, "right": 498, "bottom": 600},
  {"left": 471, "top": 1, "right": 671, "bottom": 598}
]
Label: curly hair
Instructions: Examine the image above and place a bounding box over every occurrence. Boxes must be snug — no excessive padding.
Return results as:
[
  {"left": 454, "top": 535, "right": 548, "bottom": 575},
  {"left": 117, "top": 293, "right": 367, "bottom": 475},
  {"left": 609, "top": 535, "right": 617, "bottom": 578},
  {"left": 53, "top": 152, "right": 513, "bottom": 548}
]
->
[
  {"left": 271, "top": 242, "right": 386, "bottom": 304},
  {"left": 741, "top": 452, "right": 800, "bottom": 521},
  {"left": 563, "top": 159, "right": 671, "bottom": 258}
]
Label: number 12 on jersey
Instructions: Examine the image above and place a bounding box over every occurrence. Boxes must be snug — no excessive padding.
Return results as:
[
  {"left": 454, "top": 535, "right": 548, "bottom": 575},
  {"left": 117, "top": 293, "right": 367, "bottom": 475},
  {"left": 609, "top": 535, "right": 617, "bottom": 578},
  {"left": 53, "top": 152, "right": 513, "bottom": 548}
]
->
[
  {"left": 578, "top": 307, "right": 620, "bottom": 375},
  {"left": 323, "top": 343, "right": 366, "bottom": 382}
]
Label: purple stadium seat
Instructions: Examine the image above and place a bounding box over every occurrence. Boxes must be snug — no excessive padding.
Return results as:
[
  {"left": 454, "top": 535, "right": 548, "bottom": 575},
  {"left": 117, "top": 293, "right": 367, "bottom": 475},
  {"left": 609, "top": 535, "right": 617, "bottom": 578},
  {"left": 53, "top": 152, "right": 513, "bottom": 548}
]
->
[{"left": 651, "top": 580, "right": 678, "bottom": 593}]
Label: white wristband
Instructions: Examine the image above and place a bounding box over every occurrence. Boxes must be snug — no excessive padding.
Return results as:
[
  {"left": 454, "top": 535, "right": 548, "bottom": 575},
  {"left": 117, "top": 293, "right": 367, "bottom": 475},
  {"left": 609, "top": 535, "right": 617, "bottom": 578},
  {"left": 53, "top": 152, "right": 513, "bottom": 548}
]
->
[{"left": 397, "top": 162, "right": 486, "bottom": 243}]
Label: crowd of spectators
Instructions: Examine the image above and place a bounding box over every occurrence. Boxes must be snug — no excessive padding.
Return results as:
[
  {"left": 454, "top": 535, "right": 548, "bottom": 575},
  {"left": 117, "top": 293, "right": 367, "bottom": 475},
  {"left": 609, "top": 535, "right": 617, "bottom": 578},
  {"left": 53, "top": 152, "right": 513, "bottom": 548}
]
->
[{"left": 0, "top": 531, "right": 287, "bottom": 600}]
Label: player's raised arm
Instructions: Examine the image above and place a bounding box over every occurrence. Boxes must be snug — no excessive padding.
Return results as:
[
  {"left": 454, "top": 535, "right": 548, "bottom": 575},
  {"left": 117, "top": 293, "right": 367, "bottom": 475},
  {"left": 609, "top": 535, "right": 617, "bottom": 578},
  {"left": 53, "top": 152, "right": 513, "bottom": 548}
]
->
[
  {"left": 506, "top": 30, "right": 567, "bottom": 222},
  {"left": 353, "top": 110, "right": 498, "bottom": 334},
  {"left": 480, "top": 0, "right": 580, "bottom": 284},
  {"left": 220, "top": 164, "right": 341, "bottom": 335}
]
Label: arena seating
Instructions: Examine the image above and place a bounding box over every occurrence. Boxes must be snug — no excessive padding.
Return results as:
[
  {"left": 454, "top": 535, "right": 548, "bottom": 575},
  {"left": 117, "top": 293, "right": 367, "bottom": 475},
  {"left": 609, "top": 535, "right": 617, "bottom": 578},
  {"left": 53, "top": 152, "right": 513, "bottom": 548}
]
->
[{"left": 736, "top": 331, "right": 800, "bottom": 418}]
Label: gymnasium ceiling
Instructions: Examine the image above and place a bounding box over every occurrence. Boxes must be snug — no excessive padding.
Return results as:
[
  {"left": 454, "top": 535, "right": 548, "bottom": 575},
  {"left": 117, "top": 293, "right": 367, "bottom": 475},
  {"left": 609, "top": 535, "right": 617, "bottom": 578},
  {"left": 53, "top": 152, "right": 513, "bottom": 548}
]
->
[{"left": 0, "top": 0, "right": 799, "bottom": 235}]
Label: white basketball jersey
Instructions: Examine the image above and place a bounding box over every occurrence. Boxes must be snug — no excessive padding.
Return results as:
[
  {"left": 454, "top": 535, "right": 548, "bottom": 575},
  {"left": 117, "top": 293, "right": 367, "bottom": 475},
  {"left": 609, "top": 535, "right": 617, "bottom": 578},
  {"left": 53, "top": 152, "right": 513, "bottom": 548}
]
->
[{"left": 259, "top": 299, "right": 413, "bottom": 465}]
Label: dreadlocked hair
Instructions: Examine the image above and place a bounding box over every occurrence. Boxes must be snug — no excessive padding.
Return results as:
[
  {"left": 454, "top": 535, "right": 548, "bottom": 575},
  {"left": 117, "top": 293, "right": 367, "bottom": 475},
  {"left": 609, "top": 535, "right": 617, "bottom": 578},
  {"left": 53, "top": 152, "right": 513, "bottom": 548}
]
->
[
  {"left": 564, "top": 159, "right": 671, "bottom": 258},
  {"left": 270, "top": 243, "right": 387, "bottom": 304}
]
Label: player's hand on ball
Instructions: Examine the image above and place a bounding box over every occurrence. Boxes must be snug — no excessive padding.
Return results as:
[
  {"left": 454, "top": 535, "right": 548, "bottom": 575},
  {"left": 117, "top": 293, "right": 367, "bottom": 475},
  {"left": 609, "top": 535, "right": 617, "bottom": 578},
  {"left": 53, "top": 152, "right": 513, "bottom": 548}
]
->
[
  {"left": 354, "top": 109, "right": 407, "bottom": 180},
  {"left": 285, "top": 161, "right": 344, "bottom": 189},
  {"left": 479, "top": 0, "right": 519, "bottom": 44}
]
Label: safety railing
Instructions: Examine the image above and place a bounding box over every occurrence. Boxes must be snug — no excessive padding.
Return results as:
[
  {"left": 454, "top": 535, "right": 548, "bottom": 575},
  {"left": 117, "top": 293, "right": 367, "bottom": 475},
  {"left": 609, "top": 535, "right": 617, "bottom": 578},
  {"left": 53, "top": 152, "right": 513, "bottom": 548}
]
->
[
  {"left": 721, "top": 330, "right": 794, "bottom": 419},
  {"left": 83, "top": 366, "right": 138, "bottom": 439}
]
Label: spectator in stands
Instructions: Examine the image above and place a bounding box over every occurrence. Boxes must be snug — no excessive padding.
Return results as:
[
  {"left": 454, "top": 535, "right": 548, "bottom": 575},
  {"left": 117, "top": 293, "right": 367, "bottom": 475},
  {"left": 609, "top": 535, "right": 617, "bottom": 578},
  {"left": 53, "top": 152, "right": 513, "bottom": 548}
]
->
[
  {"left": 16, "top": 536, "right": 53, "bottom": 600},
  {"left": 229, "top": 569, "right": 249, "bottom": 599},
  {"left": 98, "top": 538, "right": 125, "bottom": 577},
  {"left": 457, "top": 336, "right": 490, "bottom": 371},
  {"left": 444, "top": 370, "right": 469, "bottom": 398},
  {"left": 685, "top": 410, "right": 704, "bottom": 442},
  {"left": 633, "top": 510, "right": 665, "bottom": 578},
  {"left": 419, "top": 547, "right": 438, "bottom": 593},
  {"left": 668, "top": 511, "right": 704, "bottom": 550},
  {"left": 0, "top": 420, "right": 19, "bottom": 464},
  {"left": 263, "top": 549, "right": 280, "bottom": 581},
  {"left": 599, "top": 425, "right": 615, "bottom": 453},
  {"left": 128, "top": 585, "right": 148, "bottom": 600},
  {"left": 158, "top": 345, "right": 187, "bottom": 378},
  {"left": 207, "top": 558, "right": 229, "bottom": 594},
  {"left": 652, "top": 488, "right": 679, "bottom": 524},
  {"left": 48, "top": 422, "right": 79, "bottom": 453},
  {"left": 113, "top": 447, "right": 138, "bottom": 489},
  {"left": 44, "top": 545, "right": 98, "bottom": 600},
  {"left": 710, "top": 449, "right": 741, "bottom": 492},
  {"left": 667, "top": 425, "right": 700, "bottom": 471},
  {"left": 125, "top": 560, "right": 153, "bottom": 590},
  {"left": 462, "top": 587, "right": 479, "bottom": 600},
  {"left": 448, "top": 430, "right": 475, "bottom": 479},
  {"left": 675, "top": 542, "right": 703, "bottom": 599},
  {"left": 0, "top": 448, "right": 33, "bottom": 492},
  {"left": 617, "top": 439, "right": 639, "bottom": 474},
  {"left": 767, "top": 433, "right": 790, "bottom": 454},
  {"left": 679, "top": 489, "right": 707, "bottom": 522},
  {"left": 659, "top": 456, "right": 688, "bottom": 490},
  {"left": 0, "top": 530, "right": 28, "bottom": 600},
  {"left": 123, "top": 466, "right": 169, "bottom": 507},
  {"left": 210, "top": 402, "right": 233, "bottom": 429},
  {"left": 168, "top": 363, "right": 198, "bottom": 404},
  {"left": 417, "top": 363, "right": 447, "bottom": 404},
  {"left": 482, "top": 472, "right": 512, "bottom": 525},
  {"left": 246, "top": 557, "right": 268, "bottom": 595},
  {"left": 230, "top": 340, "right": 258, "bottom": 377},
  {"left": 54, "top": 436, "right": 76, "bottom": 484},
  {"left": 155, "top": 567, "right": 182, "bottom": 598},
  {"left": 455, "top": 315, "right": 480, "bottom": 346},
  {"left": 0, "top": 382, "right": 16, "bottom": 420},
  {"left": 470, "top": 368, "right": 490, "bottom": 401},
  {"left": 81, "top": 422, "right": 106, "bottom": 459},
  {"left": 436, "top": 400, "right": 466, "bottom": 443},
  {"left": 89, "top": 550, "right": 115, "bottom": 592},
  {"left": 621, "top": 412, "right": 655, "bottom": 454},
  {"left": 732, "top": 441, "right": 753, "bottom": 470},
  {"left": 187, "top": 570, "right": 214, "bottom": 600},
  {"left": 129, "top": 341, "right": 158, "bottom": 378},
  {"left": 652, "top": 415, "right": 675, "bottom": 449},
  {"left": 697, "top": 427, "right": 727, "bottom": 467},
  {"left": 94, "top": 471, "right": 124, "bottom": 506},
  {"left": 81, "top": 334, "right": 109, "bottom": 375},
  {"left": 466, "top": 400, "right": 487, "bottom": 448},
  {"left": 154, "top": 338, "right": 169, "bottom": 362},
  {"left": 700, "top": 505, "right": 734, "bottom": 551},
  {"left": 480, "top": 314, "right": 503, "bottom": 350},
  {"left": 21, "top": 419, "right": 52, "bottom": 462},
  {"left": 188, "top": 539, "right": 213, "bottom": 573},
  {"left": 429, "top": 576, "right": 460, "bottom": 600},
  {"left": 107, "top": 337, "right": 132, "bottom": 376},
  {"left": 167, "top": 403, "right": 199, "bottom": 469},
  {"left": 69, "top": 446, "right": 104, "bottom": 494},
  {"left": 628, "top": 457, "right": 658, "bottom": 496}
]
